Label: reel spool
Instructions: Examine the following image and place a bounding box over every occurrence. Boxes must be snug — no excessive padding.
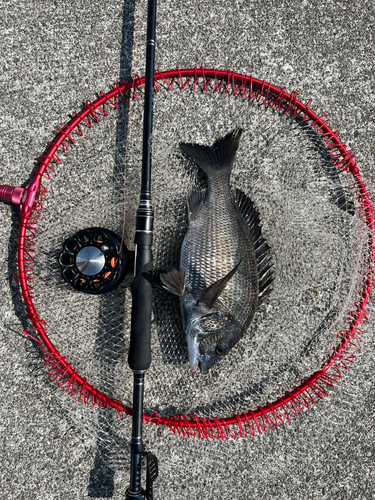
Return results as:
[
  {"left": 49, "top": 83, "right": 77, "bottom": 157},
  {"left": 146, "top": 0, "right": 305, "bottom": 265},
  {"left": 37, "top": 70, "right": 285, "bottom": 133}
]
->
[{"left": 59, "top": 227, "right": 133, "bottom": 294}]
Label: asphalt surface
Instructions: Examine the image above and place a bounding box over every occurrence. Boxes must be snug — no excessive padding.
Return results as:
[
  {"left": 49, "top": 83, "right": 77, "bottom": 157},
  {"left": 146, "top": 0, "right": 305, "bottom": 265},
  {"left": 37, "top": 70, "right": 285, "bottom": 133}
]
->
[{"left": 0, "top": 1, "right": 374, "bottom": 499}]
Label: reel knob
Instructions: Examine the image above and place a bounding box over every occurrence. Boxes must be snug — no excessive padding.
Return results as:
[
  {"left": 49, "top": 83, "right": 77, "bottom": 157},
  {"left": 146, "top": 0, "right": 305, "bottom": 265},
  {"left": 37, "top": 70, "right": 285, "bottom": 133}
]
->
[{"left": 59, "top": 228, "right": 134, "bottom": 294}]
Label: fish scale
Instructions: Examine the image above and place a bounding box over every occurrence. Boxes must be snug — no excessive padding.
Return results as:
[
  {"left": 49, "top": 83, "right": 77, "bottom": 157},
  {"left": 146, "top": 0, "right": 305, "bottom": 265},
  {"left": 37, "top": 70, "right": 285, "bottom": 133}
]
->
[{"left": 183, "top": 182, "right": 255, "bottom": 313}]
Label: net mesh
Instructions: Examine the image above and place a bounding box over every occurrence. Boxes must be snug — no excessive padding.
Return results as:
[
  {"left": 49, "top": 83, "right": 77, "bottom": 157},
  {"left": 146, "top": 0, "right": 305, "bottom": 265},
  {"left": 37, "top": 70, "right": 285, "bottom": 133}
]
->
[{"left": 19, "top": 71, "right": 373, "bottom": 451}]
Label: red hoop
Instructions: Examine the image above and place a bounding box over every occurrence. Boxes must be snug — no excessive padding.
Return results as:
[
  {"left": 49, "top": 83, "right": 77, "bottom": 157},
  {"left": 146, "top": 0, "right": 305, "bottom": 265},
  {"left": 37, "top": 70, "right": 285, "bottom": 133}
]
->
[{"left": 15, "top": 68, "right": 375, "bottom": 439}]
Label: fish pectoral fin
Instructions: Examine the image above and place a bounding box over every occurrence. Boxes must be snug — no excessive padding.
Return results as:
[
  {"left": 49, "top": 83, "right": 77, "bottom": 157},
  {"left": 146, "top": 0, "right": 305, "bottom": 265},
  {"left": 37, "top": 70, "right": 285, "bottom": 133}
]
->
[
  {"left": 160, "top": 268, "right": 186, "bottom": 296},
  {"left": 187, "top": 190, "right": 206, "bottom": 224},
  {"left": 197, "top": 261, "right": 241, "bottom": 309}
]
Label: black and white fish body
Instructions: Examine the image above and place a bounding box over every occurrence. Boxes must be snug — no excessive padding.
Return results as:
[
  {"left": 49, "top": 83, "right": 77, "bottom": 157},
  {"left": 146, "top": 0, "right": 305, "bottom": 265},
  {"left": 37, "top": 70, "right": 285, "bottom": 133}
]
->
[{"left": 161, "top": 129, "right": 273, "bottom": 374}]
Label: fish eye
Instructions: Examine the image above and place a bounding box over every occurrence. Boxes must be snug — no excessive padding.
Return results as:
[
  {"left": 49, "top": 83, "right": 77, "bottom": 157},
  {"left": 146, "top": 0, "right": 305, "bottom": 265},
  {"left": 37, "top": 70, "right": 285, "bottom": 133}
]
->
[{"left": 215, "top": 345, "right": 226, "bottom": 357}]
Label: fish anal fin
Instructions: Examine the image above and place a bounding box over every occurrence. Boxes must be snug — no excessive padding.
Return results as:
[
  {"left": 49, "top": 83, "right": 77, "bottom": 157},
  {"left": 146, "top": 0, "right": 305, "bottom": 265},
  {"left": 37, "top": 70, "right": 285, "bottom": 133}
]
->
[
  {"left": 234, "top": 189, "right": 274, "bottom": 305},
  {"left": 160, "top": 268, "right": 186, "bottom": 296},
  {"left": 187, "top": 190, "right": 206, "bottom": 224},
  {"left": 198, "top": 261, "right": 241, "bottom": 309}
]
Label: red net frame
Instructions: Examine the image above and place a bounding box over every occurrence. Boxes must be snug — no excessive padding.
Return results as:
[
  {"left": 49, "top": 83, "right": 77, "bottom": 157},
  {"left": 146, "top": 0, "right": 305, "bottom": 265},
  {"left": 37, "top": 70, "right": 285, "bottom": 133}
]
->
[{"left": 14, "top": 68, "right": 375, "bottom": 439}]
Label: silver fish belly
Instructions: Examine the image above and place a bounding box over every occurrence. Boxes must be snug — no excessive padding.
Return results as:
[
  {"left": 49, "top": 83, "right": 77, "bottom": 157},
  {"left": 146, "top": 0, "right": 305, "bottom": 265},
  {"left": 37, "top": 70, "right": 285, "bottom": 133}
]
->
[{"left": 161, "top": 129, "right": 273, "bottom": 373}]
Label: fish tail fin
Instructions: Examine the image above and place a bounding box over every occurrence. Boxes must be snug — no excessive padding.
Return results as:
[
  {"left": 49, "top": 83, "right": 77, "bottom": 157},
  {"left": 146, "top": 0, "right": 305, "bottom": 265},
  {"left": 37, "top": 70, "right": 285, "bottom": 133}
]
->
[{"left": 180, "top": 128, "right": 243, "bottom": 177}]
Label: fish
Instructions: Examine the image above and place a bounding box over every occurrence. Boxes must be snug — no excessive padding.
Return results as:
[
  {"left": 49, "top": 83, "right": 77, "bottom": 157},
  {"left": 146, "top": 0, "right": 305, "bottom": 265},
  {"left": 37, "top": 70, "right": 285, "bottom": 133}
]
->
[{"left": 160, "top": 129, "right": 273, "bottom": 374}]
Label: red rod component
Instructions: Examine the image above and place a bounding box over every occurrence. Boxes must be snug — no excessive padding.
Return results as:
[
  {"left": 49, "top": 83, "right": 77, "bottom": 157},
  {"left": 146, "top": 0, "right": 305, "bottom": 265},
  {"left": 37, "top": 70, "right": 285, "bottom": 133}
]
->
[{"left": 0, "top": 185, "right": 24, "bottom": 205}]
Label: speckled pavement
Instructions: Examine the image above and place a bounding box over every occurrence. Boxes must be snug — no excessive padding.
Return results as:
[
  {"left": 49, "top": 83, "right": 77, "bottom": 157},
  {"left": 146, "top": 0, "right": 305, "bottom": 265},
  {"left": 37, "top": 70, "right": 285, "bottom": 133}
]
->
[{"left": 0, "top": 1, "right": 374, "bottom": 499}]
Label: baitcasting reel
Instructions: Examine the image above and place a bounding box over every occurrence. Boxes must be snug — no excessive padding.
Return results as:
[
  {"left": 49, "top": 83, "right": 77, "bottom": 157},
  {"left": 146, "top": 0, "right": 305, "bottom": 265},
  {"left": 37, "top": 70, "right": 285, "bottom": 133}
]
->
[{"left": 59, "top": 228, "right": 134, "bottom": 294}]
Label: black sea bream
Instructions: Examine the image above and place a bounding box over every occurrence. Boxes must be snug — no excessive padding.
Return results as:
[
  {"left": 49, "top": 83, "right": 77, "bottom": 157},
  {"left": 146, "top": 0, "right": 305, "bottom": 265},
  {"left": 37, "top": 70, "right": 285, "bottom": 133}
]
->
[{"left": 161, "top": 129, "right": 273, "bottom": 374}]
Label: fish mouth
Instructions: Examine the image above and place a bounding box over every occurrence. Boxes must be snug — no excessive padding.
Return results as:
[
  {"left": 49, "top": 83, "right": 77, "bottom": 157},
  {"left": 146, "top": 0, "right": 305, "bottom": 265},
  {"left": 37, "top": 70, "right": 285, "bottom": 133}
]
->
[
  {"left": 190, "top": 360, "right": 205, "bottom": 374},
  {"left": 186, "top": 327, "right": 211, "bottom": 374},
  {"left": 191, "top": 359, "right": 207, "bottom": 374},
  {"left": 198, "top": 359, "right": 209, "bottom": 374},
  {"left": 186, "top": 332, "right": 200, "bottom": 373},
  {"left": 186, "top": 331, "right": 212, "bottom": 374},
  {"left": 188, "top": 353, "right": 209, "bottom": 376},
  {"left": 190, "top": 359, "right": 199, "bottom": 373}
]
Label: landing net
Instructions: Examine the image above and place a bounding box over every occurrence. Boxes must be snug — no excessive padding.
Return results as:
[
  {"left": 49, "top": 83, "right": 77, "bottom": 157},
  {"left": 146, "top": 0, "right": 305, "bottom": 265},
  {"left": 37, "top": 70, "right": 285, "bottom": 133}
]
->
[{"left": 18, "top": 69, "right": 374, "bottom": 441}]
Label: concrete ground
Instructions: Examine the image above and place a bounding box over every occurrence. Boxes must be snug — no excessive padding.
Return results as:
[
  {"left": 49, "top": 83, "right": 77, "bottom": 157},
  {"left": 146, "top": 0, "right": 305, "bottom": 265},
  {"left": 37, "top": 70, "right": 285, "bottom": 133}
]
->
[{"left": 0, "top": 1, "right": 374, "bottom": 499}]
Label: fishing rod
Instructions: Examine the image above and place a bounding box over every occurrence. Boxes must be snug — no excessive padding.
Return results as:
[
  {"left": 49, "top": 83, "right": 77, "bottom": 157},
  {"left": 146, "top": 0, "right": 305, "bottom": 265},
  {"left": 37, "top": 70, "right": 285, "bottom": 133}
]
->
[
  {"left": 0, "top": 1, "right": 160, "bottom": 496},
  {"left": 125, "top": 0, "right": 158, "bottom": 498}
]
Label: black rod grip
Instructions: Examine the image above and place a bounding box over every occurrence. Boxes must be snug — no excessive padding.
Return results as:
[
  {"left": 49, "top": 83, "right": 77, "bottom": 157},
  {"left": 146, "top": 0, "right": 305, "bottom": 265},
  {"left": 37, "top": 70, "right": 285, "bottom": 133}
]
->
[{"left": 128, "top": 257, "right": 153, "bottom": 371}]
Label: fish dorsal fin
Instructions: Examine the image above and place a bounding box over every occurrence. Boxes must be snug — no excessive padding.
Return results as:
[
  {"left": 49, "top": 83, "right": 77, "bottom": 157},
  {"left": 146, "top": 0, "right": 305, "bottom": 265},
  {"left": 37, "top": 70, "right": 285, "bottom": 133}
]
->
[
  {"left": 234, "top": 189, "right": 274, "bottom": 305},
  {"left": 180, "top": 129, "right": 243, "bottom": 177},
  {"left": 197, "top": 261, "right": 241, "bottom": 309},
  {"left": 187, "top": 190, "right": 206, "bottom": 224},
  {"left": 160, "top": 268, "right": 186, "bottom": 296}
]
